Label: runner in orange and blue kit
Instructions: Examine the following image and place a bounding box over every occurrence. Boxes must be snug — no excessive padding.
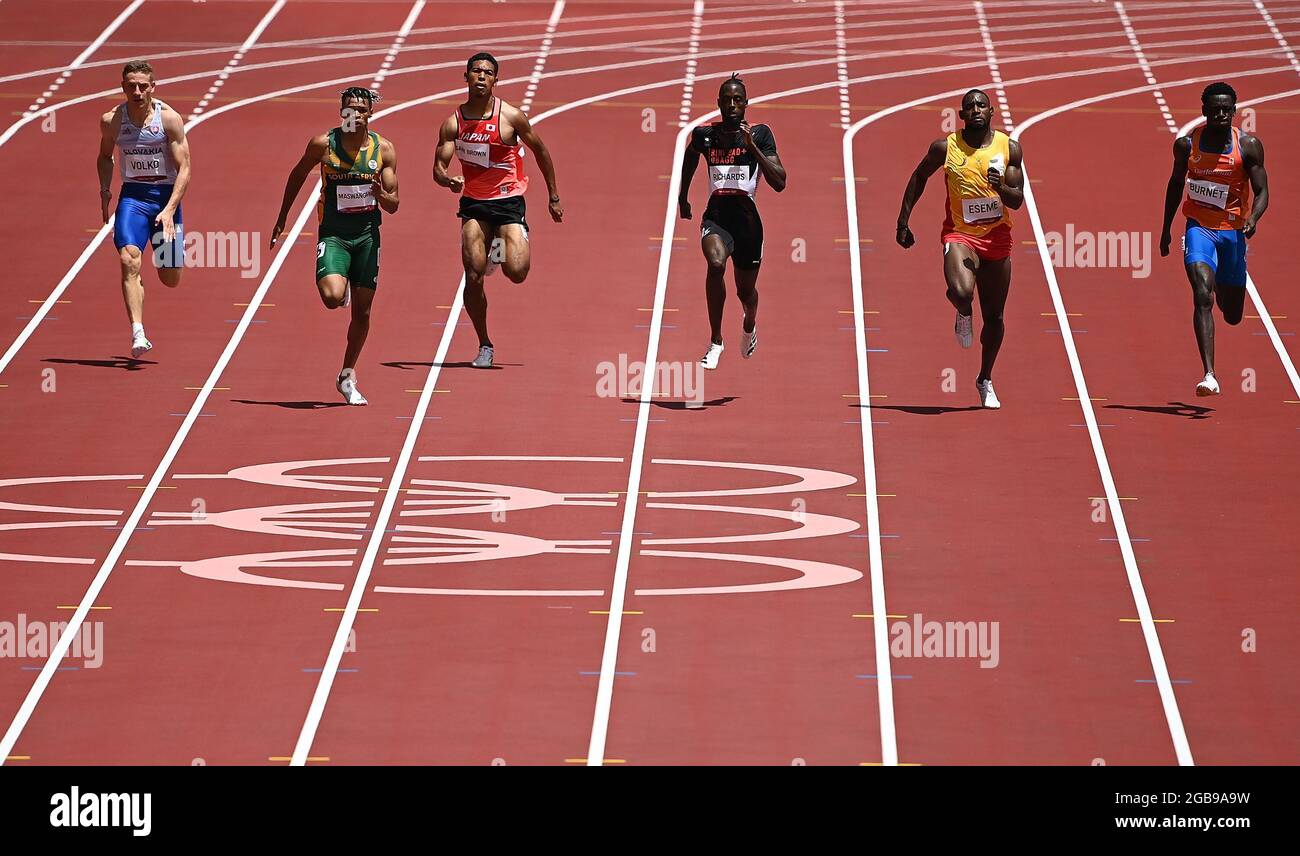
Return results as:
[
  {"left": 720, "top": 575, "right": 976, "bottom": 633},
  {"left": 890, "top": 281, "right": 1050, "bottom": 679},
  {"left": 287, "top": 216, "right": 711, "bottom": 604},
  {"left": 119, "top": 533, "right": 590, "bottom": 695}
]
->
[
  {"left": 433, "top": 52, "right": 563, "bottom": 369},
  {"left": 897, "top": 89, "right": 1024, "bottom": 409},
  {"left": 1160, "top": 82, "right": 1269, "bottom": 397}
]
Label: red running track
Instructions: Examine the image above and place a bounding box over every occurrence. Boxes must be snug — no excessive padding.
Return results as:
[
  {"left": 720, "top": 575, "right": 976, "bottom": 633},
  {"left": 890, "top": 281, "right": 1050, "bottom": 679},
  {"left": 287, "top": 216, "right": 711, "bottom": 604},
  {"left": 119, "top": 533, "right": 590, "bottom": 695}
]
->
[{"left": 0, "top": 0, "right": 1297, "bottom": 766}]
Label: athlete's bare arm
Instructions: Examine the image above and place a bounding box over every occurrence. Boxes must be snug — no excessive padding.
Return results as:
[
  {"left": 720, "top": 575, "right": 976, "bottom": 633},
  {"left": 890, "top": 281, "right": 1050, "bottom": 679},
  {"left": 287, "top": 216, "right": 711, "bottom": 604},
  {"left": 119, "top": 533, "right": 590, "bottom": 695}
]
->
[
  {"left": 896, "top": 138, "right": 948, "bottom": 248},
  {"left": 1240, "top": 133, "right": 1268, "bottom": 238},
  {"left": 97, "top": 110, "right": 120, "bottom": 223},
  {"left": 373, "top": 138, "right": 399, "bottom": 214},
  {"left": 271, "top": 133, "right": 329, "bottom": 248},
  {"left": 156, "top": 106, "right": 190, "bottom": 241},
  {"left": 739, "top": 121, "right": 785, "bottom": 192},
  {"left": 504, "top": 103, "right": 562, "bottom": 223},
  {"left": 988, "top": 138, "right": 1023, "bottom": 210},
  {"left": 678, "top": 141, "right": 701, "bottom": 220},
  {"left": 1159, "top": 135, "right": 1192, "bottom": 257},
  {"left": 432, "top": 115, "right": 463, "bottom": 194}
]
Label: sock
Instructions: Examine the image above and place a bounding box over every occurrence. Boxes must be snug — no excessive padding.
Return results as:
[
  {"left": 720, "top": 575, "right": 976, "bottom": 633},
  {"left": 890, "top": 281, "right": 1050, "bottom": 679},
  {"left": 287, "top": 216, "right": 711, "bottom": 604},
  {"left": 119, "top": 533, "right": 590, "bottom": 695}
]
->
[{"left": 131, "top": 323, "right": 144, "bottom": 338}]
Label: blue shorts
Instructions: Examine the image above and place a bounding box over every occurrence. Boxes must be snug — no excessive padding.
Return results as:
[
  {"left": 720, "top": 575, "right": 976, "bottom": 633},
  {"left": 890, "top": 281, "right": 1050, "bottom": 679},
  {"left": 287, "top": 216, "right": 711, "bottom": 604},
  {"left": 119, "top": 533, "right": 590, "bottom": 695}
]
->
[
  {"left": 1183, "top": 219, "right": 1246, "bottom": 287},
  {"left": 113, "top": 181, "right": 184, "bottom": 268}
]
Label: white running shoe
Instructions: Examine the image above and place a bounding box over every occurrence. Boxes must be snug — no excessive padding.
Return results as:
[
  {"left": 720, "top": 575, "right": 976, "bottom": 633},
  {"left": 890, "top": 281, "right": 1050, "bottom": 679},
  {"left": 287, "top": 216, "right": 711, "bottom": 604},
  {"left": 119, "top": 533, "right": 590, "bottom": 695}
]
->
[
  {"left": 955, "top": 311, "right": 974, "bottom": 349},
  {"left": 336, "top": 368, "right": 368, "bottom": 405},
  {"left": 742, "top": 326, "right": 758, "bottom": 359},
  {"left": 977, "top": 378, "right": 1001, "bottom": 409},
  {"left": 1196, "top": 372, "right": 1221, "bottom": 397},
  {"left": 485, "top": 237, "right": 503, "bottom": 277},
  {"left": 700, "top": 341, "right": 724, "bottom": 370},
  {"left": 130, "top": 334, "right": 153, "bottom": 359},
  {"left": 472, "top": 345, "right": 495, "bottom": 369}
]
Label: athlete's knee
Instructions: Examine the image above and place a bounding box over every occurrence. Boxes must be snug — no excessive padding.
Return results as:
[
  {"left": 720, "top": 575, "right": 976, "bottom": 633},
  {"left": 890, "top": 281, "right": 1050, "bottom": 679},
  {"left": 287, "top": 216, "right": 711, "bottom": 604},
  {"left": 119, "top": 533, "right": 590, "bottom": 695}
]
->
[
  {"left": 503, "top": 259, "right": 529, "bottom": 283},
  {"left": 159, "top": 269, "right": 182, "bottom": 288},
  {"left": 119, "top": 248, "right": 143, "bottom": 276},
  {"left": 1192, "top": 285, "right": 1214, "bottom": 311}
]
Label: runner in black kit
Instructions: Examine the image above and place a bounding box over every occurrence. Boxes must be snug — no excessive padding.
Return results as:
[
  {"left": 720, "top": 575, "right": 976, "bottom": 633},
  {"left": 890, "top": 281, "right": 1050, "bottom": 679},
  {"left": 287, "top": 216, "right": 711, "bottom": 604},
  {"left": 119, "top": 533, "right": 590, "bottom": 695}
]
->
[{"left": 678, "top": 74, "right": 786, "bottom": 369}]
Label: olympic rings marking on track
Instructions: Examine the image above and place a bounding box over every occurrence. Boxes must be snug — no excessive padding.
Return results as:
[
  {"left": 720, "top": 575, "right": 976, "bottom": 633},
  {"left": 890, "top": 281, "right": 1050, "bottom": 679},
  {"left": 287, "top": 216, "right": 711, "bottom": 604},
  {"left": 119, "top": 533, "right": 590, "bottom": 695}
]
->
[{"left": 0, "top": 456, "right": 863, "bottom": 597}]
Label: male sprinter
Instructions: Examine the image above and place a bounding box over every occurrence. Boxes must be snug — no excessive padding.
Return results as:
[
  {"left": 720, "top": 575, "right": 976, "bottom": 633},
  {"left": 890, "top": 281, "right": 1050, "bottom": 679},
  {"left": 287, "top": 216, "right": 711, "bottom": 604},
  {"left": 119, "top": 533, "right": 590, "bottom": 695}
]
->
[
  {"left": 272, "top": 87, "right": 399, "bottom": 405},
  {"left": 433, "top": 52, "right": 563, "bottom": 369},
  {"left": 1160, "top": 82, "right": 1269, "bottom": 397},
  {"left": 97, "top": 60, "right": 191, "bottom": 359},
  {"left": 896, "top": 89, "right": 1023, "bottom": 409},
  {"left": 678, "top": 73, "right": 785, "bottom": 370}
]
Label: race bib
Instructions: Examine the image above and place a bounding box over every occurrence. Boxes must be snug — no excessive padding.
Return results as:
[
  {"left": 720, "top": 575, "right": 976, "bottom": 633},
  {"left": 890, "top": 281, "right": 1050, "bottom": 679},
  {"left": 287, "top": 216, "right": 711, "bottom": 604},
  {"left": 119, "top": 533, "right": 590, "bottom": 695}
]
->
[
  {"left": 1187, "top": 178, "right": 1228, "bottom": 210},
  {"left": 336, "top": 183, "right": 375, "bottom": 213},
  {"left": 121, "top": 147, "right": 167, "bottom": 180},
  {"left": 961, "top": 196, "right": 1002, "bottom": 224},
  {"left": 455, "top": 139, "right": 490, "bottom": 168},
  {"left": 709, "top": 163, "right": 757, "bottom": 195}
]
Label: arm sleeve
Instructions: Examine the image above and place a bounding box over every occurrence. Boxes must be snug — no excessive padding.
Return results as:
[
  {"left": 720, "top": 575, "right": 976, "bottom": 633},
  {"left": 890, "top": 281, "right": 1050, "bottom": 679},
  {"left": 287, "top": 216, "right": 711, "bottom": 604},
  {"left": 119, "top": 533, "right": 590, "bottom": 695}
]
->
[{"left": 755, "top": 124, "right": 777, "bottom": 157}]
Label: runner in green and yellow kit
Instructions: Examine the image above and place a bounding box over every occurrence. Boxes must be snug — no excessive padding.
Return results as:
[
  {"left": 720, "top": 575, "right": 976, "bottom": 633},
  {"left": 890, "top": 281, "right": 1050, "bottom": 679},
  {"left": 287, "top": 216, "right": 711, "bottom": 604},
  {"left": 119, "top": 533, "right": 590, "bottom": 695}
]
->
[{"left": 272, "top": 87, "right": 400, "bottom": 405}]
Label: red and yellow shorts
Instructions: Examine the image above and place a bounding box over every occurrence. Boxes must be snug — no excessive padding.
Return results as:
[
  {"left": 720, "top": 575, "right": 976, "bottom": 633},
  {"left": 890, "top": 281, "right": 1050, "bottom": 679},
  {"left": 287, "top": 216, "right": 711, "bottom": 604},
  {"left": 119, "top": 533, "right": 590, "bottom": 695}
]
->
[{"left": 941, "top": 223, "right": 1012, "bottom": 261}]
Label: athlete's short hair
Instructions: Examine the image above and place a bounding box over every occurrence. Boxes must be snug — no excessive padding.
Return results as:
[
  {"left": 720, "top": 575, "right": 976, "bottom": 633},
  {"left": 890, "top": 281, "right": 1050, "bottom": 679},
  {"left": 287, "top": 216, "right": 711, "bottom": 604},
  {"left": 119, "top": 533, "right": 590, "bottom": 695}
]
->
[
  {"left": 467, "top": 52, "right": 499, "bottom": 76},
  {"left": 719, "top": 73, "right": 747, "bottom": 99},
  {"left": 1202, "top": 82, "right": 1237, "bottom": 105},
  {"left": 122, "top": 60, "right": 154, "bottom": 80},
  {"left": 961, "top": 88, "right": 989, "bottom": 108},
  {"left": 340, "top": 86, "right": 380, "bottom": 109}
]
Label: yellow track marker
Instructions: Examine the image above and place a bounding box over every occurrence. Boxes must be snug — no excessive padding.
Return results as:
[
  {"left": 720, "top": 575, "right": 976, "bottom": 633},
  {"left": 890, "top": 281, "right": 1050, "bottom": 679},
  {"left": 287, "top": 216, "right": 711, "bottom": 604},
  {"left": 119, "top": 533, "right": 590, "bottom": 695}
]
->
[
  {"left": 839, "top": 309, "right": 880, "bottom": 314},
  {"left": 0, "top": 384, "right": 8, "bottom": 389},
  {"left": 6, "top": 755, "right": 31, "bottom": 761},
  {"left": 1090, "top": 496, "right": 1137, "bottom": 501},
  {"left": 651, "top": 236, "right": 687, "bottom": 241},
  {"left": 1245, "top": 314, "right": 1286, "bottom": 319},
  {"left": 831, "top": 176, "right": 869, "bottom": 181},
  {"left": 57, "top": 605, "right": 111, "bottom": 610},
  {"left": 1285, "top": 400, "right": 1300, "bottom": 404},
  {"left": 436, "top": 305, "right": 453, "bottom": 309},
  {"left": 29, "top": 299, "right": 70, "bottom": 304},
  {"left": 564, "top": 758, "right": 626, "bottom": 764},
  {"left": 1041, "top": 312, "right": 1082, "bottom": 316},
  {"left": 589, "top": 610, "right": 644, "bottom": 615},
  {"left": 324, "top": 608, "right": 378, "bottom": 613},
  {"left": 834, "top": 237, "right": 875, "bottom": 243},
  {"left": 1120, "top": 618, "right": 1174, "bottom": 623},
  {"left": 852, "top": 614, "right": 907, "bottom": 619}
]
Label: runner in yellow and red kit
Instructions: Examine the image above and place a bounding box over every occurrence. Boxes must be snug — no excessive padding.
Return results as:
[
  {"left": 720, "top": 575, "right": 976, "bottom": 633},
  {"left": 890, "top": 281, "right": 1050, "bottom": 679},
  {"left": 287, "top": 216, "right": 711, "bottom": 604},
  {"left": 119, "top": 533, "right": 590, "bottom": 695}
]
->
[
  {"left": 433, "top": 52, "right": 563, "bottom": 369},
  {"left": 1160, "top": 82, "right": 1270, "bottom": 397},
  {"left": 897, "top": 89, "right": 1025, "bottom": 409}
]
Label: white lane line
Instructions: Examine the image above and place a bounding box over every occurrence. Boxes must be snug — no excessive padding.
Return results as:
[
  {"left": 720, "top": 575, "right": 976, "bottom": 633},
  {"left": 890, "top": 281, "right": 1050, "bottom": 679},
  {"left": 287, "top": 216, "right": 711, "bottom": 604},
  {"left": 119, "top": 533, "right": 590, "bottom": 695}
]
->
[
  {"left": 1254, "top": 0, "right": 1300, "bottom": 76},
  {"left": 17, "top": 0, "right": 142, "bottom": 115},
  {"left": 1114, "top": 1, "right": 1178, "bottom": 132},
  {"left": 1177, "top": 90, "right": 1300, "bottom": 400},
  {"left": 841, "top": 112, "right": 897, "bottom": 767},
  {"left": 0, "top": 0, "right": 432, "bottom": 768},
  {"left": 973, "top": 0, "right": 1014, "bottom": 133},
  {"left": 678, "top": 0, "right": 704, "bottom": 128},
  {"left": 521, "top": 0, "right": 565, "bottom": 113},
  {"left": 834, "top": 1, "right": 852, "bottom": 129},
  {"left": 190, "top": 1, "right": 286, "bottom": 118},
  {"left": 371, "top": 0, "right": 426, "bottom": 95},
  {"left": 1008, "top": 68, "right": 1298, "bottom": 767}
]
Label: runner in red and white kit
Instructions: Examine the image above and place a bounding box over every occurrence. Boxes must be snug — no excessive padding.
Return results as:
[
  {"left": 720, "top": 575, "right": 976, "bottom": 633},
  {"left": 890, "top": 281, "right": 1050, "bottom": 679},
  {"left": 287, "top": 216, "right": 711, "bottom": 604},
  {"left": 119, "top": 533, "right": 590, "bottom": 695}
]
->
[{"left": 434, "top": 52, "right": 563, "bottom": 369}]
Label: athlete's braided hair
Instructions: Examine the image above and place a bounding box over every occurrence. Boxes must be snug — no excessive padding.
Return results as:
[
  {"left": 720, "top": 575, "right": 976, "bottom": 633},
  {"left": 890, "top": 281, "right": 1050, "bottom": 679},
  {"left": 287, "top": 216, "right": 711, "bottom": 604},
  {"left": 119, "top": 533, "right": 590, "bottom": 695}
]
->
[
  {"left": 339, "top": 86, "right": 380, "bottom": 109},
  {"left": 719, "top": 73, "right": 747, "bottom": 98},
  {"left": 1201, "top": 82, "right": 1237, "bottom": 105}
]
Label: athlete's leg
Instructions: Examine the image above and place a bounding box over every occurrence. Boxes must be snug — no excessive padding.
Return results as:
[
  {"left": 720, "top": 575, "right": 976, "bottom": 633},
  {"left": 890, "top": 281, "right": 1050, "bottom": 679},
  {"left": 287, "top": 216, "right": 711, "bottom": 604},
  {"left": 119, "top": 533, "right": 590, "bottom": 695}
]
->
[
  {"left": 702, "top": 233, "right": 729, "bottom": 345},
  {"left": 942, "top": 241, "right": 978, "bottom": 314},
  {"left": 1185, "top": 262, "right": 1217, "bottom": 375},
  {"left": 974, "top": 256, "right": 1011, "bottom": 382},
  {"left": 119, "top": 245, "right": 145, "bottom": 325},
  {"left": 498, "top": 223, "right": 530, "bottom": 284},
  {"left": 734, "top": 266, "right": 759, "bottom": 335},
  {"left": 1214, "top": 232, "right": 1247, "bottom": 325},
  {"left": 462, "top": 218, "right": 492, "bottom": 347},
  {"left": 1216, "top": 285, "right": 1246, "bottom": 325},
  {"left": 343, "top": 284, "right": 374, "bottom": 371},
  {"left": 317, "top": 274, "right": 349, "bottom": 309}
]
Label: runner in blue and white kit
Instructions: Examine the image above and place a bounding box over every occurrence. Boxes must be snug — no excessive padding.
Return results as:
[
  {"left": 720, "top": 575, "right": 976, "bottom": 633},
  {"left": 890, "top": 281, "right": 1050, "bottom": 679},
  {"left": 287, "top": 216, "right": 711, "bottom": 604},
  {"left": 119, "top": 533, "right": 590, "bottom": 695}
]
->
[{"left": 97, "top": 60, "right": 192, "bottom": 359}]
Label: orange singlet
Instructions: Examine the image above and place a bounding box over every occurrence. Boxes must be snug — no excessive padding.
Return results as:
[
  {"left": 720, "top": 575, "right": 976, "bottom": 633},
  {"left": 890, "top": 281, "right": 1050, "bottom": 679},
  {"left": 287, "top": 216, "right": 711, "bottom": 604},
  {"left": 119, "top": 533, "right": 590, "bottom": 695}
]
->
[
  {"left": 454, "top": 97, "right": 529, "bottom": 201},
  {"left": 1183, "top": 125, "right": 1250, "bottom": 230}
]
